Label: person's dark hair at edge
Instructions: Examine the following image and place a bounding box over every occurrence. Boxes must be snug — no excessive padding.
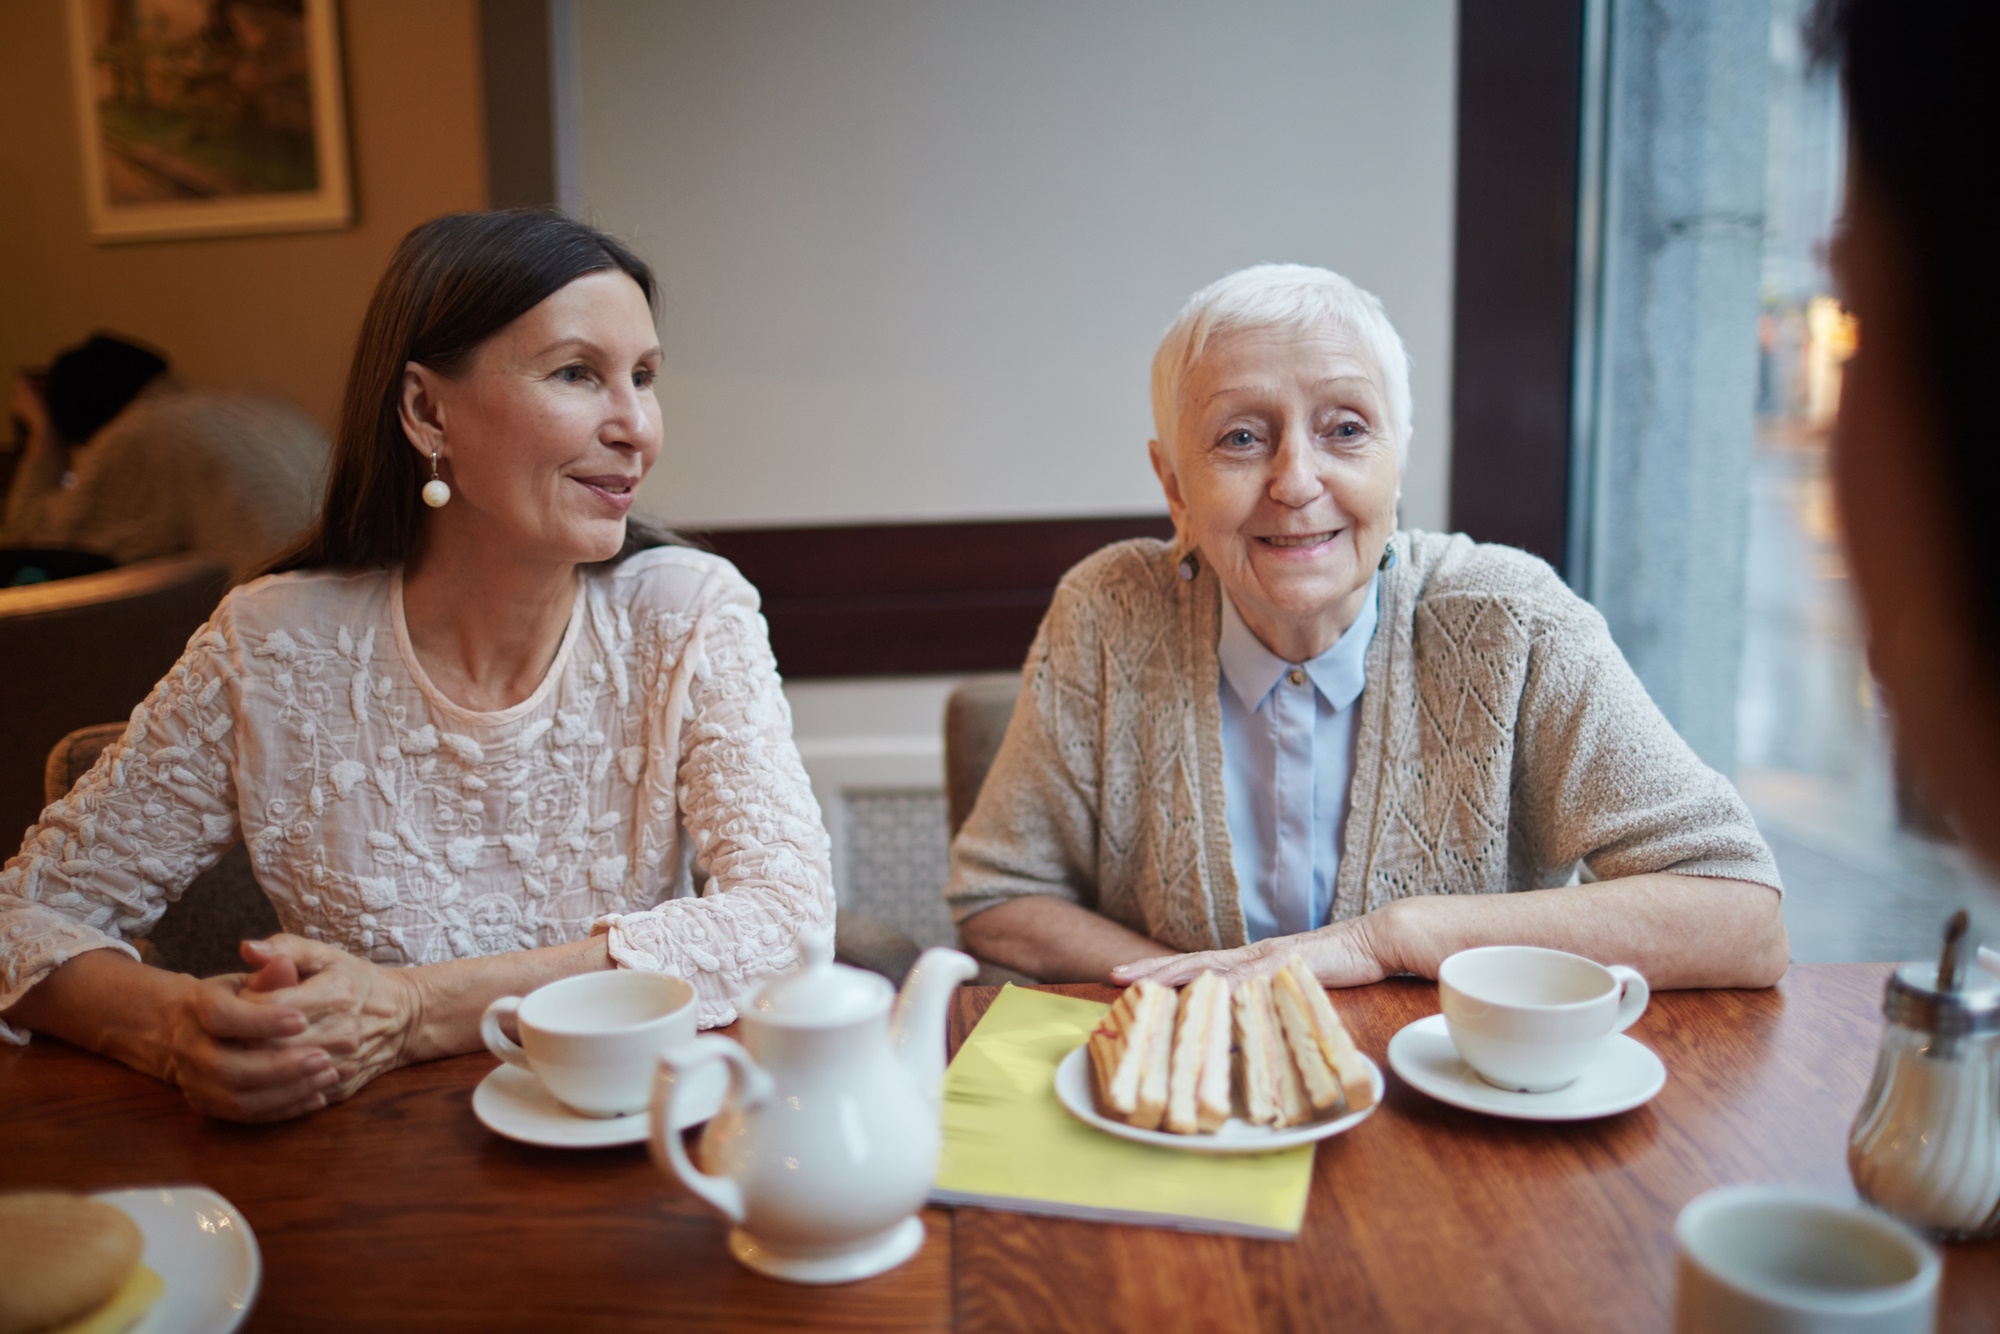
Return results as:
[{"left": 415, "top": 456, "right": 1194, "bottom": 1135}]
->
[
  {"left": 46, "top": 333, "right": 169, "bottom": 446},
  {"left": 271, "top": 209, "right": 678, "bottom": 574},
  {"left": 1817, "top": 0, "right": 1995, "bottom": 663}
]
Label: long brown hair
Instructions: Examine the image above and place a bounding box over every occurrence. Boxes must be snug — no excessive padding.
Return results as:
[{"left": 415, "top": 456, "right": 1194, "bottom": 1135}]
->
[{"left": 271, "top": 210, "right": 678, "bottom": 573}]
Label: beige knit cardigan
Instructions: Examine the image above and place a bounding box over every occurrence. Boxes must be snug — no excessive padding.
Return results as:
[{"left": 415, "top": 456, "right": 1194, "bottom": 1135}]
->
[{"left": 945, "top": 531, "right": 1781, "bottom": 950}]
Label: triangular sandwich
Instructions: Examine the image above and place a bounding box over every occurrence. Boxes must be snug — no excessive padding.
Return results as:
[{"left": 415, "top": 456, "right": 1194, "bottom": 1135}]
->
[
  {"left": 1236, "top": 974, "right": 1312, "bottom": 1126},
  {"left": 1279, "top": 955, "right": 1375, "bottom": 1113},
  {"left": 1194, "top": 970, "right": 1233, "bottom": 1132},
  {"left": 1166, "top": 972, "right": 1227, "bottom": 1133},
  {"left": 1233, "top": 974, "right": 1280, "bottom": 1126},
  {"left": 1133, "top": 980, "right": 1176, "bottom": 1130},
  {"left": 1088, "top": 979, "right": 1169, "bottom": 1122}
]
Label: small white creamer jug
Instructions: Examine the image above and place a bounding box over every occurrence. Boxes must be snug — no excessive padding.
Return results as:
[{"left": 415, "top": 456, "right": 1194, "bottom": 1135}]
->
[{"left": 649, "top": 929, "right": 976, "bottom": 1283}]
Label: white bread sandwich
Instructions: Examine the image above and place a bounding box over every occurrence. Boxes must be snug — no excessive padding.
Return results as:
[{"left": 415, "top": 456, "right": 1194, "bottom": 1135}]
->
[
  {"left": 1134, "top": 977, "right": 1177, "bottom": 1130},
  {"left": 1235, "top": 973, "right": 1313, "bottom": 1127},
  {"left": 1194, "top": 970, "right": 1233, "bottom": 1132},
  {"left": 1165, "top": 971, "right": 1234, "bottom": 1134},
  {"left": 1273, "top": 955, "right": 1376, "bottom": 1115},
  {"left": 1087, "top": 979, "right": 1177, "bottom": 1127},
  {"left": 1232, "top": 974, "right": 1281, "bottom": 1126}
]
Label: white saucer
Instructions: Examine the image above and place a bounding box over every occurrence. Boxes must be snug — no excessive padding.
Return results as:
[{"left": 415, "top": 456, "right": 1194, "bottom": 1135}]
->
[
  {"left": 1052, "top": 1044, "right": 1382, "bottom": 1154},
  {"left": 92, "top": 1185, "right": 260, "bottom": 1334},
  {"left": 473, "top": 1059, "right": 727, "bottom": 1148},
  {"left": 1386, "top": 1013, "right": 1666, "bottom": 1121}
]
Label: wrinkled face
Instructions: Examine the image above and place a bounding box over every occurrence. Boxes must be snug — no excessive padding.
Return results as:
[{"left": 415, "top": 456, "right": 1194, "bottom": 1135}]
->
[
  {"left": 405, "top": 270, "right": 663, "bottom": 567},
  {"left": 1150, "top": 324, "right": 1400, "bottom": 659}
]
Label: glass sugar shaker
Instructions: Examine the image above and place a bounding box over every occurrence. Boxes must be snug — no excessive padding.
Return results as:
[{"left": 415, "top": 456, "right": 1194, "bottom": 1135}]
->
[{"left": 1849, "top": 910, "right": 2000, "bottom": 1241}]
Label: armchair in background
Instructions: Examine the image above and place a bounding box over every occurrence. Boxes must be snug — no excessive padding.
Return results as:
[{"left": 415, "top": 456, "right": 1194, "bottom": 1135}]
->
[{"left": 0, "top": 554, "right": 229, "bottom": 850}]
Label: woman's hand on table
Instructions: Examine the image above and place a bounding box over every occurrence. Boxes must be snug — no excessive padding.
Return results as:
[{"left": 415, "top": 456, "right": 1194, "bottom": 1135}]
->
[
  {"left": 1108, "top": 912, "right": 1397, "bottom": 990},
  {"left": 236, "top": 935, "right": 425, "bottom": 1105},
  {"left": 158, "top": 966, "right": 341, "bottom": 1122}
]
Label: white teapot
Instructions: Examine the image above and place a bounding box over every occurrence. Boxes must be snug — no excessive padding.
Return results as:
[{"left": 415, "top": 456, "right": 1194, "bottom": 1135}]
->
[{"left": 649, "top": 929, "right": 976, "bottom": 1283}]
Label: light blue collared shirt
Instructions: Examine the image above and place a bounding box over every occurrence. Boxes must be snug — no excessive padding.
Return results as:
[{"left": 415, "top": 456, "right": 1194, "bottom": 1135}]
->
[{"left": 1216, "top": 577, "right": 1379, "bottom": 941}]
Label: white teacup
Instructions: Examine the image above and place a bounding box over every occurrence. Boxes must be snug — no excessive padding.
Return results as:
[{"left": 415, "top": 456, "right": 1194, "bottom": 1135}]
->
[
  {"left": 1675, "top": 1186, "right": 1940, "bottom": 1333},
  {"left": 481, "top": 970, "right": 695, "bottom": 1118},
  {"left": 1438, "top": 945, "right": 1648, "bottom": 1092}
]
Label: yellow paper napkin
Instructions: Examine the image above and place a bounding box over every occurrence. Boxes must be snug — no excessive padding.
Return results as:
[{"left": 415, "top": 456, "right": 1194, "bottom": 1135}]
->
[{"left": 931, "top": 984, "right": 1315, "bottom": 1238}]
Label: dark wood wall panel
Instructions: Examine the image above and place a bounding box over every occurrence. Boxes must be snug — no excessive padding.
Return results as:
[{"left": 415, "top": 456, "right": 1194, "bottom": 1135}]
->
[
  {"left": 691, "top": 516, "right": 1173, "bottom": 678},
  {"left": 479, "top": 0, "right": 556, "bottom": 209},
  {"left": 1448, "top": 0, "right": 1586, "bottom": 571}
]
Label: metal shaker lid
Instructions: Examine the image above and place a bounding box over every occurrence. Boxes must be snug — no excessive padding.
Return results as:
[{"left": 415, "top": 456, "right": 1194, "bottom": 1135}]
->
[
  {"left": 1883, "top": 910, "right": 2000, "bottom": 1037},
  {"left": 1884, "top": 963, "right": 2000, "bottom": 1036}
]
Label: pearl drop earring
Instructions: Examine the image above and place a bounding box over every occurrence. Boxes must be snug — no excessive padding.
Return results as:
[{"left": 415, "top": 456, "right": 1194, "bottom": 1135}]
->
[{"left": 422, "top": 451, "right": 451, "bottom": 508}]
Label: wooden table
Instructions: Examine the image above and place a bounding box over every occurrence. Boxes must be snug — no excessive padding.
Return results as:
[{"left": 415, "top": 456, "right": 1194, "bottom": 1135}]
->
[{"left": 3, "top": 963, "right": 1995, "bottom": 1331}]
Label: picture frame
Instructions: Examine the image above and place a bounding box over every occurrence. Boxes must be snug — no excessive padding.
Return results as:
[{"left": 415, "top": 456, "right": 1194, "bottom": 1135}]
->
[{"left": 63, "top": 0, "right": 353, "bottom": 244}]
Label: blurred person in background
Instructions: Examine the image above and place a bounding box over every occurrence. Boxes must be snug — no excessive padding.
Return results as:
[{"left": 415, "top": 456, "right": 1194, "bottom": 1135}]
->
[
  {"left": 948, "top": 264, "right": 1788, "bottom": 991},
  {"left": 1824, "top": 0, "right": 2000, "bottom": 882},
  {"left": 2, "top": 332, "right": 326, "bottom": 584},
  {"left": 0, "top": 212, "right": 832, "bottom": 1120}
]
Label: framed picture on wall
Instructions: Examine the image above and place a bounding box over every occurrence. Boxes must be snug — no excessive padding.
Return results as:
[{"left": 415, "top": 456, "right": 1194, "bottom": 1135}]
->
[{"left": 63, "top": 0, "right": 352, "bottom": 244}]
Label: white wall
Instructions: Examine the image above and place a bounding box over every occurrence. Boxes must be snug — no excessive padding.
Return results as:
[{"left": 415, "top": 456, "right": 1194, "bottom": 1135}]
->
[{"left": 574, "top": 0, "right": 1459, "bottom": 532}]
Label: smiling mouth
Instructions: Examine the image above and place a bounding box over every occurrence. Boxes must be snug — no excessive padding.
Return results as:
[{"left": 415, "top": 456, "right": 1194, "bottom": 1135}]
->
[
  {"left": 572, "top": 475, "right": 639, "bottom": 510},
  {"left": 1257, "top": 530, "right": 1339, "bottom": 550}
]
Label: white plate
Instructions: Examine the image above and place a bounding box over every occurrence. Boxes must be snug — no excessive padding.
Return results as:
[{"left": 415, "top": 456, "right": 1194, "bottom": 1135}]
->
[
  {"left": 1052, "top": 1044, "right": 1382, "bottom": 1155},
  {"left": 473, "top": 1058, "right": 727, "bottom": 1148},
  {"left": 91, "top": 1186, "right": 260, "bottom": 1334},
  {"left": 1386, "top": 1013, "right": 1666, "bottom": 1121}
]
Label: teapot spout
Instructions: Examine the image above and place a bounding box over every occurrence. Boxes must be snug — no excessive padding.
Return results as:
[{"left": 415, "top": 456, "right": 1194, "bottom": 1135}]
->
[{"left": 891, "top": 947, "right": 978, "bottom": 1110}]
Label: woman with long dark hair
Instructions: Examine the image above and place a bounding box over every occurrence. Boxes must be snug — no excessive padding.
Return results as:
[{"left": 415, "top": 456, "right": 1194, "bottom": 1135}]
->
[{"left": 0, "top": 212, "right": 833, "bottom": 1120}]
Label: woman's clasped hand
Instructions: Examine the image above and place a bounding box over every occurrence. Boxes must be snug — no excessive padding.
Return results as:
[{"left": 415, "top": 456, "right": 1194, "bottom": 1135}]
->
[{"left": 143, "top": 937, "right": 426, "bottom": 1122}]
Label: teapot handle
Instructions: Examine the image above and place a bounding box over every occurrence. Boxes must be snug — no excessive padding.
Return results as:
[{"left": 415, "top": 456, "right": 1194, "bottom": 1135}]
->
[{"left": 649, "top": 1036, "right": 773, "bottom": 1225}]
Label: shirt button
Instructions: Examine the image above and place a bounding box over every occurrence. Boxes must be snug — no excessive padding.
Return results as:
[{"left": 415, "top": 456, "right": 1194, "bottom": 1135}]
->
[{"left": 1287, "top": 669, "right": 1306, "bottom": 687}]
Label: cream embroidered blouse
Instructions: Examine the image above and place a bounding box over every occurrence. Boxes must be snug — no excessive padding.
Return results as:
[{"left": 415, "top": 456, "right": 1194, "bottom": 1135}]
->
[{"left": 0, "top": 547, "right": 833, "bottom": 1040}]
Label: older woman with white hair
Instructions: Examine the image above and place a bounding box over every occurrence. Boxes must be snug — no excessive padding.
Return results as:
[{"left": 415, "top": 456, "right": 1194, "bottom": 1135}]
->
[{"left": 946, "top": 263, "right": 1788, "bottom": 990}]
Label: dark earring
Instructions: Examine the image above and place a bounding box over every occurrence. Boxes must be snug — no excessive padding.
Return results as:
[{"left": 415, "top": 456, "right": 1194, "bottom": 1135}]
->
[
  {"left": 1379, "top": 544, "right": 1397, "bottom": 571},
  {"left": 1178, "top": 552, "right": 1199, "bottom": 581}
]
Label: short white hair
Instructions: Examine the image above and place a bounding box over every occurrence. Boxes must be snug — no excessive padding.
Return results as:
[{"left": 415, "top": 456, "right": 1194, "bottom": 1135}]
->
[{"left": 1150, "top": 263, "right": 1412, "bottom": 467}]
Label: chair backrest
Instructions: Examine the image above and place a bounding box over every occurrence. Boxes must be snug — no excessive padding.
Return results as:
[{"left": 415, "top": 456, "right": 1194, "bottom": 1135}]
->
[
  {"left": 0, "top": 554, "right": 229, "bottom": 847},
  {"left": 43, "top": 723, "right": 127, "bottom": 808},
  {"left": 44, "top": 720, "right": 278, "bottom": 976},
  {"left": 943, "top": 673, "right": 1022, "bottom": 838}
]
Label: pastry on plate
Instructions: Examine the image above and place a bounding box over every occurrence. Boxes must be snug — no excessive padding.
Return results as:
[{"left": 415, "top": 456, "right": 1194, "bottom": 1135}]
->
[{"left": 0, "top": 1191, "right": 162, "bottom": 1334}]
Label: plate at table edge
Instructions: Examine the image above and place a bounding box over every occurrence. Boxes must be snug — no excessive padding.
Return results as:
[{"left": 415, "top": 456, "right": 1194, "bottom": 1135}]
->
[
  {"left": 1385, "top": 1013, "right": 1666, "bottom": 1121},
  {"left": 91, "top": 1185, "right": 260, "bottom": 1334},
  {"left": 1052, "top": 1044, "right": 1381, "bottom": 1154}
]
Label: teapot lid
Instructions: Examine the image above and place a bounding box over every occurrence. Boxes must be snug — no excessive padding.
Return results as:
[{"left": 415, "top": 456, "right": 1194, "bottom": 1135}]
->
[{"left": 741, "top": 925, "right": 893, "bottom": 1028}]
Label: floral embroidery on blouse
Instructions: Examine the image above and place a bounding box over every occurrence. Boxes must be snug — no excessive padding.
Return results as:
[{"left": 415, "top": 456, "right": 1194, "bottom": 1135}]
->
[{"left": 0, "top": 548, "right": 833, "bottom": 1040}]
